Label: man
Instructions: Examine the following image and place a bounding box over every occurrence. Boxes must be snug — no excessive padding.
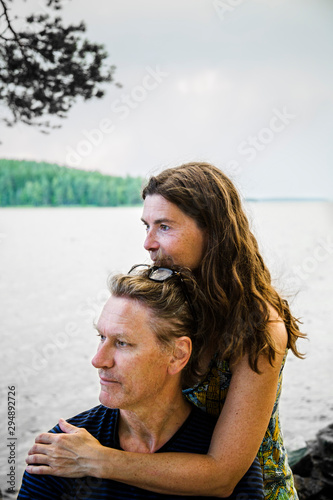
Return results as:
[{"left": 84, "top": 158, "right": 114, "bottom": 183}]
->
[{"left": 18, "top": 266, "right": 264, "bottom": 499}]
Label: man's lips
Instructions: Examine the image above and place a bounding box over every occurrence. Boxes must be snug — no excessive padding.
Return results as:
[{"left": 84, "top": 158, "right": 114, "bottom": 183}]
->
[{"left": 99, "top": 375, "right": 121, "bottom": 385}]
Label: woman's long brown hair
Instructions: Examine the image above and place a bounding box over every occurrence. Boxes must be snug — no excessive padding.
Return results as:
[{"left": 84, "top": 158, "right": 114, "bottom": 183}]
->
[{"left": 142, "top": 162, "right": 306, "bottom": 373}]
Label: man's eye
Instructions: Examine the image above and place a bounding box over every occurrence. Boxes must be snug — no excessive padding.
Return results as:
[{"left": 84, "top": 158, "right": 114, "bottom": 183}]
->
[
  {"left": 97, "top": 333, "right": 106, "bottom": 342},
  {"left": 160, "top": 224, "right": 170, "bottom": 231},
  {"left": 116, "top": 340, "right": 129, "bottom": 348}
]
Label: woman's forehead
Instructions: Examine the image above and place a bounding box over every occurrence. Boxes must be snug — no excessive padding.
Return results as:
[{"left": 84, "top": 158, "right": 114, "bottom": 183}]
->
[{"left": 142, "top": 194, "right": 192, "bottom": 223}]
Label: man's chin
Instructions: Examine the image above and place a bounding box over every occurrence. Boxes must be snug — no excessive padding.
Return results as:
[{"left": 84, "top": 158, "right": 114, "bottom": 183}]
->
[{"left": 99, "top": 391, "right": 118, "bottom": 409}]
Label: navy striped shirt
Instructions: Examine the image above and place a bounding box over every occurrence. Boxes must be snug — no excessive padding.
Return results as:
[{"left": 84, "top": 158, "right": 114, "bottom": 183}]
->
[{"left": 18, "top": 404, "right": 264, "bottom": 499}]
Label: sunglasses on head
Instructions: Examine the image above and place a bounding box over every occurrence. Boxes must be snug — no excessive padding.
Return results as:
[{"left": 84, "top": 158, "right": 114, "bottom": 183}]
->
[{"left": 128, "top": 264, "right": 197, "bottom": 330}]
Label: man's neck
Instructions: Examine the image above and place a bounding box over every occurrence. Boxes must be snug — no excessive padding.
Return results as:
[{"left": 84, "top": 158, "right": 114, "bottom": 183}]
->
[{"left": 118, "top": 394, "right": 191, "bottom": 454}]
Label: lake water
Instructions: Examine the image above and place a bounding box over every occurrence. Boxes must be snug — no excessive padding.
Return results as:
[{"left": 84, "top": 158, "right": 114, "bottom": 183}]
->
[{"left": 0, "top": 203, "right": 332, "bottom": 493}]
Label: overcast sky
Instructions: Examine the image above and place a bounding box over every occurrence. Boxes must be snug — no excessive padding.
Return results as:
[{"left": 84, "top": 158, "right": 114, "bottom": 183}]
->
[{"left": 1, "top": 0, "right": 332, "bottom": 199}]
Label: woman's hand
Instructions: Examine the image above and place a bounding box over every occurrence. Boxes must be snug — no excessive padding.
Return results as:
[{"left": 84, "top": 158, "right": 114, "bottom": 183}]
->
[{"left": 25, "top": 419, "right": 104, "bottom": 477}]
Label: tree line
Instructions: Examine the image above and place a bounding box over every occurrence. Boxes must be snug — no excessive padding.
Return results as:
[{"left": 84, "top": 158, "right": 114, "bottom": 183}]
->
[{"left": 0, "top": 159, "right": 144, "bottom": 206}]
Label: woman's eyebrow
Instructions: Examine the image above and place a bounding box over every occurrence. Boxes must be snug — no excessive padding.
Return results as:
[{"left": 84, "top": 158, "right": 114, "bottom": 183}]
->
[{"left": 141, "top": 217, "right": 175, "bottom": 225}]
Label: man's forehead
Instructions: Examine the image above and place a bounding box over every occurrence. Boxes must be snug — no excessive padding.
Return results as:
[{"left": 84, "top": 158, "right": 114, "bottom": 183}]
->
[{"left": 97, "top": 296, "right": 150, "bottom": 333}]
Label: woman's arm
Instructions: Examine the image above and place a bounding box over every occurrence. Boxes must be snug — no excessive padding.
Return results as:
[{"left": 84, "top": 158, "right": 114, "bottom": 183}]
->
[{"left": 26, "top": 320, "right": 287, "bottom": 497}]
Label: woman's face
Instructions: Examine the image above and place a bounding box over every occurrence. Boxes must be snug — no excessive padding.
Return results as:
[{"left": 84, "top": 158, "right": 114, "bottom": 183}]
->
[{"left": 141, "top": 194, "right": 207, "bottom": 270}]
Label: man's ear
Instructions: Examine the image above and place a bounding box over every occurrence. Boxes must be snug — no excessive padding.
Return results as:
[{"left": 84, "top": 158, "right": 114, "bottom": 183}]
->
[{"left": 168, "top": 336, "right": 192, "bottom": 375}]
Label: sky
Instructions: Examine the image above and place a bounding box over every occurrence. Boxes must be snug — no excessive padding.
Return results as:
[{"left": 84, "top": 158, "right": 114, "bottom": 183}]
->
[{"left": 1, "top": 0, "right": 332, "bottom": 199}]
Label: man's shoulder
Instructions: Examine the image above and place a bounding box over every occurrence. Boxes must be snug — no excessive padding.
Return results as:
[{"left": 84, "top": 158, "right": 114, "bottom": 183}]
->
[
  {"left": 164, "top": 405, "right": 217, "bottom": 454},
  {"left": 49, "top": 405, "right": 118, "bottom": 442},
  {"left": 187, "top": 405, "right": 218, "bottom": 437},
  {"left": 67, "top": 404, "right": 116, "bottom": 426}
]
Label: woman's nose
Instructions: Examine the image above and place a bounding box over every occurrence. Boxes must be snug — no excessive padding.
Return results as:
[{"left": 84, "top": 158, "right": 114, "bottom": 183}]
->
[{"left": 144, "top": 229, "right": 159, "bottom": 251}]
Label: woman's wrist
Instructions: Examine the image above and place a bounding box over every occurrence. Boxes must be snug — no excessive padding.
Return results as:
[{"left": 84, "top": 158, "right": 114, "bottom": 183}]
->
[{"left": 92, "top": 445, "right": 117, "bottom": 479}]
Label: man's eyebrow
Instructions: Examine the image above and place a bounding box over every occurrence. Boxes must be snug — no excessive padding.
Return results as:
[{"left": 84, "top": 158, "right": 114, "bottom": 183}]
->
[
  {"left": 93, "top": 322, "right": 130, "bottom": 339},
  {"left": 93, "top": 323, "right": 108, "bottom": 336}
]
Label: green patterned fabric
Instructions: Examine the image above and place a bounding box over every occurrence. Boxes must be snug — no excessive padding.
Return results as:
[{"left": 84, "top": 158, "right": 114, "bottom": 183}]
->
[{"left": 183, "top": 351, "right": 298, "bottom": 499}]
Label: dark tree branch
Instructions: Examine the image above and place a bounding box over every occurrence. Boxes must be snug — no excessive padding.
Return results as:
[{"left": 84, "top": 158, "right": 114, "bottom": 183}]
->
[
  {"left": 0, "top": 0, "right": 120, "bottom": 134},
  {"left": 0, "top": 0, "right": 28, "bottom": 51}
]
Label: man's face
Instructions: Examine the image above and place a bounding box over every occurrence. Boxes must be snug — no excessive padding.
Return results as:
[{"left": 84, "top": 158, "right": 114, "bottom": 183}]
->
[
  {"left": 141, "top": 194, "right": 207, "bottom": 270},
  {"left": 91, "top": 296, "right": 172, "bottom": 411}
]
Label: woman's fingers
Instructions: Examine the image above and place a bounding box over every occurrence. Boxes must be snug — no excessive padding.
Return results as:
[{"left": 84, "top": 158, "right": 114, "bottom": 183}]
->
[
  {"left": 25, "top": 465, "right": 53, "bottom": 475},
  {"left": 27, "top": 443, "right": 51, "bottom": 457},
  {"left": 34, "top": 432, "right": 57, "bottom": 444},
  {"left": 26, "top": 452, "right": 52, "bottom": 465}
]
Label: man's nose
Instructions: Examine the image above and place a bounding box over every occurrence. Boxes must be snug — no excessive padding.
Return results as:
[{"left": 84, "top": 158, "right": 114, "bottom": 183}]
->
[
  {"left": 144, "top": 229, "right": 160, "bottom": 251},
  {"left": 91, "top": 345, "right": 115, "bottom": 369}
]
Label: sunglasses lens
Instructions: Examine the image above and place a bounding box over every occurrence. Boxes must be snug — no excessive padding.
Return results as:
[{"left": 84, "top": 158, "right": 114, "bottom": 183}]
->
[
  {"left": 149, "top": 268, "right": 174, "bottom": 281},
  {"left": 128, "top": 264, "right": 150, "bottom": 275}
]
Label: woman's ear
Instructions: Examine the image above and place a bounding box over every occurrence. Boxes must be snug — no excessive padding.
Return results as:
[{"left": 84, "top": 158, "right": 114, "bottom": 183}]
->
[{"left": 168, "top": 336, "right": 192, "bottom": 375}]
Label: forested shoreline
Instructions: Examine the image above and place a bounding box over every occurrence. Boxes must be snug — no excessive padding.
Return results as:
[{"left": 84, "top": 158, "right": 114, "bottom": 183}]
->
[{"left": 0, "top": 160, "right": 144, "bottom": 207}]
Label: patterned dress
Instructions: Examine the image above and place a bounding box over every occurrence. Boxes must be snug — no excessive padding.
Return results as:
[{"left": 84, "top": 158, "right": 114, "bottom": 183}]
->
[{"left": 183, "top": 350, "right": 298, "bottom": 500}]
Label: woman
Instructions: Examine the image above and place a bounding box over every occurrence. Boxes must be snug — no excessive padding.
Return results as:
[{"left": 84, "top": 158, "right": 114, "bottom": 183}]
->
[{"left": 26, "top": 162, "right": 305, "bottom": 498}]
